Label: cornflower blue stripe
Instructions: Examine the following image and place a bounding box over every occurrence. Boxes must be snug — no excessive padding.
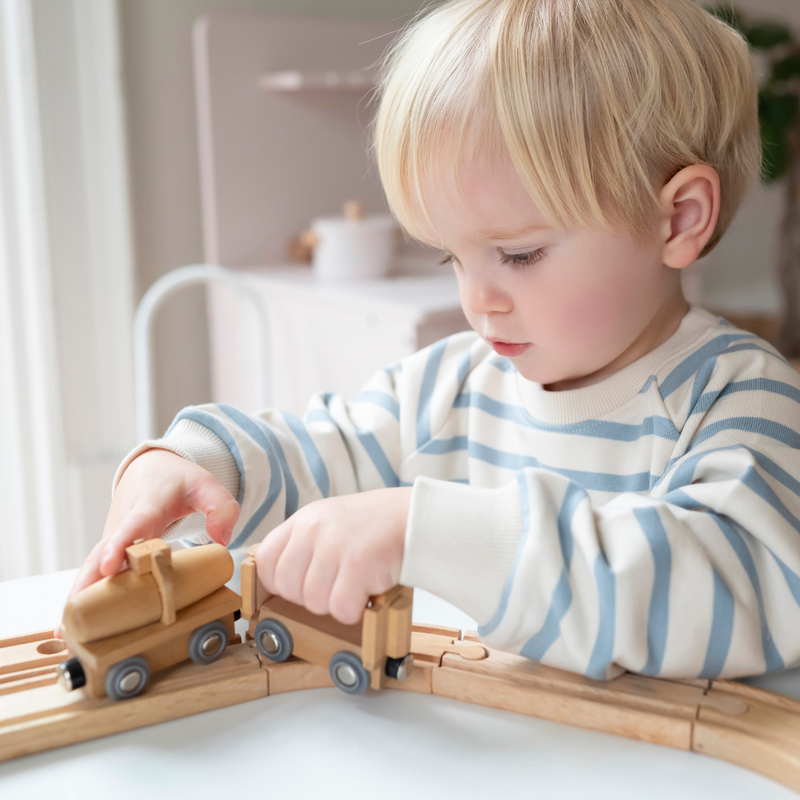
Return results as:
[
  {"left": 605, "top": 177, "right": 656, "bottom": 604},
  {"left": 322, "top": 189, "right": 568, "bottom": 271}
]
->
[
  {"left": 520, "top": 483, "right": 586, "bottom": 661},
  {"left": 280, "top": 410, "right": 330, "bottom": 498},
  {"left": 419, "top": 436, "right": 653, "bottom": 492},
  {"left": 352, "top": 391, "right": 400, "bottom": 420},
  {"left": 638, "top": 375, "right": 659, "bottom": 394},
  {"left": 215, "top": 405, "right": 284, "bottom": 548},
  {"left": 303, "top": 405, "right": 399, "bottom": 489},
  {"left": 708, "top": 516, "right": 784, "bottom": 671},
  {"left": 307, "top": 409, "right": 335, "bottom": 425},
  {"left": 659, "top": 442, "right": 800, "bottom": 497},
  {"left": 490, "top": 357, "right": 516, "bottom": 373},
  {"left": 774, "top": 561, "right": 800, "bottom": 609},
  {"left": 658, "top": 333, "right": 757, "bottom": 400},
  {"left": 355, "top": 427, "right": 399, "bottom": 487},
  {"left": 691, "top": 379, "right": 800, "bottom": 416},
  {"left": 455, "top": 347, "right": 473, "bottom": 388},
  {"left": 692, "top": 417, "right": 800, "bottom": 450},
  {"left": 254, "top": 419, "right": 299, "bottom": 518},
  {"left": 165, "top": 408, "right": 245, "bottom": 506},
  {"left": 688, "top": 356, "right": 717, "bottom": 412},
  {"left": 663, "top": 444, "right": 800, "bottom": 608},
  {"left": 666, "top": 488, "right": 784, "bottom": 671},
  {"left": 219, "top": 404, "right": 298, "bottom": 520},
  {"left": 633, "top": 507, "right": 671, "bottom": 675},
  {"left": 478, "top": 471, "right": 531, "bottom": 637},
  {"left": 586, "top": 552, "right": 616, "bottom": 679},
  {"left": 453, "top": 391, "right": 680, "bottom": 441},
  {"left": 700, "top": 566, "right": 735, "bottom": 679},
  {"left": 416, "top": 339, "right": 447, "bottom": 448},
  {"left": 383, "top": 362, "right": 402, "bottom": 378},
  {"left": 721, "top": 341, "right": 793, "bottom": 367},
  {"left": 739, "top": 458, "right": 800, "bottom": 535}
]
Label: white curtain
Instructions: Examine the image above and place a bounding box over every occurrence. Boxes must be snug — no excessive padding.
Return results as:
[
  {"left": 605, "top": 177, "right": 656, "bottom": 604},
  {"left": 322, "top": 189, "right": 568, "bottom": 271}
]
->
[{"left": 0, "top": 0, "right": 136, "bottom": 581}]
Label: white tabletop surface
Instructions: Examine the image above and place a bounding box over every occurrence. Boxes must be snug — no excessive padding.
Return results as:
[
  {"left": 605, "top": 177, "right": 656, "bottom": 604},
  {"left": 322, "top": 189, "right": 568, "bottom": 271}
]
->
[{"left": 1, "top": 568, "right": 799, "bottom": 800}]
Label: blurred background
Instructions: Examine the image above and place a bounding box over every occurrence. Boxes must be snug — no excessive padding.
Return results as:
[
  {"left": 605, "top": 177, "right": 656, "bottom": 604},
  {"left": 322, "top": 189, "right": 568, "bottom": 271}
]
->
[{"left": 0, "top": 0, "right": 798, "bottom": 582}]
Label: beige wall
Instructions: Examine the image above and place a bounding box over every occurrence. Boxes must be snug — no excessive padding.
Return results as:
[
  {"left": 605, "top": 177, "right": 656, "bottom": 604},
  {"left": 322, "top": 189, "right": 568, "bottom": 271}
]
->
[{"left": 118, "top": 0, "right": 427, "bottom": 434}]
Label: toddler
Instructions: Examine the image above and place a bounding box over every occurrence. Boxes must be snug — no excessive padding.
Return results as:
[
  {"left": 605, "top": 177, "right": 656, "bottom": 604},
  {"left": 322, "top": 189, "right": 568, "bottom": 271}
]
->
[{"left": 61, "top": 0, "right": 800, "bottom": 681}]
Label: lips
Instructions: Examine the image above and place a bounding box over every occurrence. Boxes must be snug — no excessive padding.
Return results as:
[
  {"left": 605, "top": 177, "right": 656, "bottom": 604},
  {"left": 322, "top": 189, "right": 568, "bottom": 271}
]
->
[{"left": 488, "top": 339, "right": 531, "bottom": 357}]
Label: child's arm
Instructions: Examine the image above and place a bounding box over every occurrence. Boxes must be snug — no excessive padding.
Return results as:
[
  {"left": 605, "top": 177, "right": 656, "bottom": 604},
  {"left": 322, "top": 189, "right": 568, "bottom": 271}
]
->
[
  {"left": 399, "top": 350, "right": 800, "bottom": 681},
  {"left": 112, "top": 354, "right": 413, "bottom": 553}
]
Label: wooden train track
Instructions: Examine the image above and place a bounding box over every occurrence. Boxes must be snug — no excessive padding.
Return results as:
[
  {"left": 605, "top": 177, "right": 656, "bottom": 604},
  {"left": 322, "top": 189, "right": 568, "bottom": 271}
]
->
[{"left": 2, "top": 623, "right": 800, "bottom": 793}]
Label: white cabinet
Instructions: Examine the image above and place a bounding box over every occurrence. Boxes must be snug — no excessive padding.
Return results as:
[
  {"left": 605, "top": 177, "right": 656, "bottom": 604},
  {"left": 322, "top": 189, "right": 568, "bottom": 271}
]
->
[{"left": 207, "top": 259, "right": 469, "bottom": 417}]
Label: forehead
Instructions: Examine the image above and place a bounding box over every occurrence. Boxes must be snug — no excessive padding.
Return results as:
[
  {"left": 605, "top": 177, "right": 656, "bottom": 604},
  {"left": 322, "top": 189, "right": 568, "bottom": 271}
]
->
[{"left": 414, "top": 149, "right": 552, "bottom": 246}]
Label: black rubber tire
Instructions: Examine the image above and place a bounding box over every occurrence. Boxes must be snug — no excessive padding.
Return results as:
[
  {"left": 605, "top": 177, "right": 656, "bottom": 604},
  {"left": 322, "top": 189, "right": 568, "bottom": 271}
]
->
[
  {"left": 254, "top": 618, "right": 293, "bottom": 662},
  {"left": 329, "top": 651, "right": 370, "bottom": 695},
  {"left": 105, "top": 656, "right": 151, "bottom": 701},
  {"left": 188, "top": 620, "right": 230, "bottom": 665}
]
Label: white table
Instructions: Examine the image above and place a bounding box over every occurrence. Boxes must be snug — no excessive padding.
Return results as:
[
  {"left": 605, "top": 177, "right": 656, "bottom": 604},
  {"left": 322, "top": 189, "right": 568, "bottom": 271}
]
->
[{"left": 1, "top": 569, "right": 798, "bottom": 800}]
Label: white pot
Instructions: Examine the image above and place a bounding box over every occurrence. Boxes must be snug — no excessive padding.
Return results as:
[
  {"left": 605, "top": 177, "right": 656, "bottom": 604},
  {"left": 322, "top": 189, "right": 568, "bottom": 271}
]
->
[{"left": 311, "top": 213, "right": 398, "bottom": 281}]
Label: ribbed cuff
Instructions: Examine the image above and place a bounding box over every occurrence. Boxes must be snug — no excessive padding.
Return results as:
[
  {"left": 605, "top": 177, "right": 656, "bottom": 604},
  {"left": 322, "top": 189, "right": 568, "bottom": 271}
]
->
[
  {"left": 399, "top": 476, "right": 523, "bottom": 625},
  {"left": 111, "top": 419, "right": 241, "bottom": 543}
]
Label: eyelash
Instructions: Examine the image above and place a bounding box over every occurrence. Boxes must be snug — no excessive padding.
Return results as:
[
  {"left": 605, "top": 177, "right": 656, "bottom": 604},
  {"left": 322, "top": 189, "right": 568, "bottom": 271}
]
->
[{"left": 439, "top": 249, "right": 546, "bottom": 268}]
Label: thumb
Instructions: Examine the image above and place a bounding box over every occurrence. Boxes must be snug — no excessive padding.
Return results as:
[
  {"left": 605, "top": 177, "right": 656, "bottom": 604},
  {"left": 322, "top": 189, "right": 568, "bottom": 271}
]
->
[{"left": 188, "top": 474, "right": 240, "bottom": 546}]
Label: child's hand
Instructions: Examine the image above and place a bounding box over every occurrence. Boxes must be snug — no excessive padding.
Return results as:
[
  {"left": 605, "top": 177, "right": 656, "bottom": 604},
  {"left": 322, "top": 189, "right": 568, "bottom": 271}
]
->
[
  {"left": 254, "top": 487, "right": 413, "bottom": 625},
  {"left": 54, "top": 448, "right": 240, "bottom": 638}
]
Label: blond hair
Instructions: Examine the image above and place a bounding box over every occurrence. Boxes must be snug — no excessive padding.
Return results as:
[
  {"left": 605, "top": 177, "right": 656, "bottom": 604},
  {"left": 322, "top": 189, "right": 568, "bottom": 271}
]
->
[{"left": 370, "top": 0, "right": 761, "bottom": 257}]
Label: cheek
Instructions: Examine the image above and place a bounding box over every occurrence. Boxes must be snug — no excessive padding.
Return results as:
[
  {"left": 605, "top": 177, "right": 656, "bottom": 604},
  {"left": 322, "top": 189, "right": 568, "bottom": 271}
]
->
[{"left": 551, "top": 270, "right": 643, "bottom": 345}]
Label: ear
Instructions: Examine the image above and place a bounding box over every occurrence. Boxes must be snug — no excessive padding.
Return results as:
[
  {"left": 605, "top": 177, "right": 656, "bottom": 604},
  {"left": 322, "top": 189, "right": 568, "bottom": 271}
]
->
[{"left": 658, "top": 165, "right": 721, "bottom": 270}]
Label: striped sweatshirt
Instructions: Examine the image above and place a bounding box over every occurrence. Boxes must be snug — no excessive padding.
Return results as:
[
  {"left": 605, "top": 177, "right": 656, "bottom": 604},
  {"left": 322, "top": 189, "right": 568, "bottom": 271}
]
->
[{"left": 115, "top": 304, "right": 800, "bottom": 681}]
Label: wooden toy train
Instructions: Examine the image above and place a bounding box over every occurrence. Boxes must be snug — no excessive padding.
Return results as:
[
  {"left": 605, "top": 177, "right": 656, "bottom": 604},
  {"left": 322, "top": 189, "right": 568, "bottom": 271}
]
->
[{"left": 57, "top": 539, "right": 414, "bottom": 700}]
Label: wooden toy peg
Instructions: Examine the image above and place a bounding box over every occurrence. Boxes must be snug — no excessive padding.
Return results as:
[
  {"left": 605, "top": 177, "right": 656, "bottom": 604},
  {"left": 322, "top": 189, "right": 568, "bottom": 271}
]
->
[
  {"left": 241, "top": 545, "right": 271, "bottom": 621},
  {"left": 125, "top": 540, "right": 175, "bottom": 626},
  {"left": 126, "top": 539, "right": 171, "bottom": 575},
  {"left": 386, "top": 594, "right": 412, "bottom": 659}
]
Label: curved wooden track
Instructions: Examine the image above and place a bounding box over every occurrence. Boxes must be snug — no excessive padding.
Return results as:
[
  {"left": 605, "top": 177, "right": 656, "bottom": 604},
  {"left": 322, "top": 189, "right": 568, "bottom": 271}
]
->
[{"left": 2, "top": 624, "right": 799, "bottom": 793}]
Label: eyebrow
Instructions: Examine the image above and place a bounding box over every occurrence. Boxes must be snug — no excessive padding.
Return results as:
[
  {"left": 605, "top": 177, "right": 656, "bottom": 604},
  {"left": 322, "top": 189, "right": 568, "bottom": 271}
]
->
[{"left": 474, "top": 223, "right": 552, "bottom": 240}]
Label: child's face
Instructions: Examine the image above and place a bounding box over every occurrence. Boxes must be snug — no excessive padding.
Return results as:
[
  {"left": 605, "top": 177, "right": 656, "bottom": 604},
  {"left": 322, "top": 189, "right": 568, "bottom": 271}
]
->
[{"left": 416, "top": 154, "right": 687, "bottom": 391}]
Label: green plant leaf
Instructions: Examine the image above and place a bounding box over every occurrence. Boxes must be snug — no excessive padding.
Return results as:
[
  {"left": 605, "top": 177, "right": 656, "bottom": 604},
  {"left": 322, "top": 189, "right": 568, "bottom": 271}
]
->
[
  {"left": 704, "top": 3, "right": 745, "bottom": 34},
  {"left": 759, "top": 90, "right": 799, "bottom": 130},
  {"left": 746, "top": 22, "right": 793, "bottom": 51},
  {"left": 761, "top": 122, "right": 790, "bottom": 183},
  {"left": 772, "top": 52, "right": 800, "bottom": 82}
]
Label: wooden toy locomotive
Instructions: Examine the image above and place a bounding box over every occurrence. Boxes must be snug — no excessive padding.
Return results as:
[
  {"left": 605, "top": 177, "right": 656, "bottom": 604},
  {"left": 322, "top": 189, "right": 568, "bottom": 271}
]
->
[
  {"left": 57, "top": 539, "right": 240, "bottom": 700},
  {"left": 57, "top": 540, "right": 414, "bottom": 700}
]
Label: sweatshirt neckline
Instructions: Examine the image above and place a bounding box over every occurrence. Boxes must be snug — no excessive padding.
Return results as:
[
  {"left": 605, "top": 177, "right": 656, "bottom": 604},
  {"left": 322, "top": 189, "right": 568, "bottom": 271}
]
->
[{"left": 514, "top": 304, "right": 720, "bottom": 425}]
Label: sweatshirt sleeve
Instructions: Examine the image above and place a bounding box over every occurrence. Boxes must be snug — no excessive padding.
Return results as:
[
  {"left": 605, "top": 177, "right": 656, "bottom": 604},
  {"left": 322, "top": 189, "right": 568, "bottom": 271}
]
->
[
  {"left": 114, "top": 360, "right": 408, "bottom": 548},
  {"left": 400, "top": 347, "right": 800, "bottom": 681}
]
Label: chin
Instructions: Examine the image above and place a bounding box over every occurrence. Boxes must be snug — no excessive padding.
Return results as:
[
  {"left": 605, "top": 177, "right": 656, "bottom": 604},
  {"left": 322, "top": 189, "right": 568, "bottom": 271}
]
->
[
  {"left": 516, "top": 364, "right": 553, "bottom": 384},
  {"left": 516, "top": 361, "right": 573, "bottom": 387}
]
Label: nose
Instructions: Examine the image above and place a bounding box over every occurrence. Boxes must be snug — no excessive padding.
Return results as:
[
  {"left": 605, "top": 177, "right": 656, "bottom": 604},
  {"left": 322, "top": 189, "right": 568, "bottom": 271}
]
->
[{"left": 459, "top": 271, "right": 513, "bottom": 317}]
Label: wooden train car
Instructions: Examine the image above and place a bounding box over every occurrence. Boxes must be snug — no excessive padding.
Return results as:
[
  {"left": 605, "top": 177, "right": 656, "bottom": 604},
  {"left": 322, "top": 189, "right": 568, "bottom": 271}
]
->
[
  {"left": 241, "top": 545, "right": 414, "bottom": 694},
  {"left": 57, "top": 539, "right": 240, "bottom": 701}
]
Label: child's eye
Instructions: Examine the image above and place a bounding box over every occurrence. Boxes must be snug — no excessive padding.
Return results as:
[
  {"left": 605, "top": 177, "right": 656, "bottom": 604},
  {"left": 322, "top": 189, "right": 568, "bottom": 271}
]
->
[
  {"left": 439, "top": 251, "right": 545, "bottom": 268},
  {"left": 499, "top": 249, "right": 545, "bottom": 268}
]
